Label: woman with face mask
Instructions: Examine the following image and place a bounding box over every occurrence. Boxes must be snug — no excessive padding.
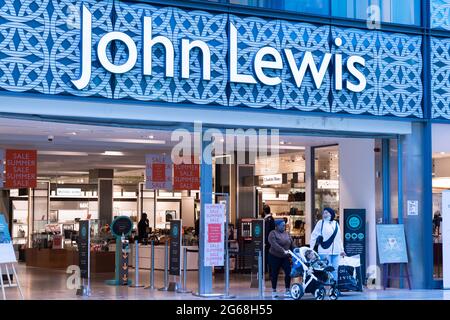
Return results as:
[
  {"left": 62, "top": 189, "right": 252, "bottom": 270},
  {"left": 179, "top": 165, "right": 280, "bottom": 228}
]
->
[
  {"left": 310, "top": 208, "right": 346, "bottom": 281},
  {"left": 267, "top": 219, "right": 295, "bottom": 298}
]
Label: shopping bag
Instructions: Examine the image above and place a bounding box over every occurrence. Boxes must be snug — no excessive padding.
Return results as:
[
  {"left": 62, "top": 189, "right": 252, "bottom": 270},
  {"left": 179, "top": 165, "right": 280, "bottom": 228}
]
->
[{"left": 338, "top": 255, "right": 363, "bottom": 292}]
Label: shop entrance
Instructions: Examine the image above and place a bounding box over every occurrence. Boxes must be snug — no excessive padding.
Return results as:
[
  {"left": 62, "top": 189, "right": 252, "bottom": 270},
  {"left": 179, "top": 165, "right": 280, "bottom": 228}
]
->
[{"left": 0, "top": 116, "right": 390, "bottom": 296}]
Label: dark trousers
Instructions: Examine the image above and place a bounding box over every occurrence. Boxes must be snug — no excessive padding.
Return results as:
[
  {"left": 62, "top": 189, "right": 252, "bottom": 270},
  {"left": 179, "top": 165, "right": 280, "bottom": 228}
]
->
[
  {"left": 264, "top": 246, "right": 270, "bottom": 274},
  {"left": 268, "top": 253, "right": 291, "bottom": 290}
]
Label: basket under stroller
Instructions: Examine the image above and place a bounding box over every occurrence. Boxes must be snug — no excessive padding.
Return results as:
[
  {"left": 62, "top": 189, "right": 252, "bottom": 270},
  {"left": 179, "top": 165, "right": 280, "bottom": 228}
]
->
[{"left": 287, "top": 247, "right": 340, "bottom": 300}]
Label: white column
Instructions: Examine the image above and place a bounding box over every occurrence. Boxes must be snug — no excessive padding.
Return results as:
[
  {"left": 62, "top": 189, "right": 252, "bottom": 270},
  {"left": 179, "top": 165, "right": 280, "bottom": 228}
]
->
[
  {"left": 339, "top": 139, "right": 376, "bottom": 271},
  {"left": 305, "top": 146, "right": 312, "bottom": 244}
]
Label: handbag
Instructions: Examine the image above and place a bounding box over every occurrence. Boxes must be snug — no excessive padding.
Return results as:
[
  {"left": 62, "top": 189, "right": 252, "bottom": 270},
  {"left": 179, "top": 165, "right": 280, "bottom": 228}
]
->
[
  {"left": 337, "top": 255, "right": 363, "bottom": 291},
  {"left": 314, "top": 220, "right": 338, "bottom": 251}
]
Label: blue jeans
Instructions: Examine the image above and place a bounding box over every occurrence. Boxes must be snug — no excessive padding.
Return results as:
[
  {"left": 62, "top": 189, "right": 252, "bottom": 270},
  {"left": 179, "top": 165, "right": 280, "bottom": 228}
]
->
[{"left": 319, "top": 254, "right": 340, "bottom": 281}]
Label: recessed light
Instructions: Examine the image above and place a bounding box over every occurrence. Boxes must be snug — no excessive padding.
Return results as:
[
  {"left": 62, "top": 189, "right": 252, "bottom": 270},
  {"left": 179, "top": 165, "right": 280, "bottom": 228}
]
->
[
  {"left": 148, "top": 135, "right": 154, "bottom": 139},
  {"left": 441, "top": 152, "right": 446, "bottom": 155},
  {"left": 280, "top": 141, "right": 285, "bottom": 145},
  {"left": 103, "top": 151, "right": 124, "bottom": 156}
]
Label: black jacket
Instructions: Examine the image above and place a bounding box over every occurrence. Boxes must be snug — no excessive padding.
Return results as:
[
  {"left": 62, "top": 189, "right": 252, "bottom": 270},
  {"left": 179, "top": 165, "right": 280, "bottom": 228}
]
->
[{"left": 137, "top": 219, "right": 149, "bottom": 241}]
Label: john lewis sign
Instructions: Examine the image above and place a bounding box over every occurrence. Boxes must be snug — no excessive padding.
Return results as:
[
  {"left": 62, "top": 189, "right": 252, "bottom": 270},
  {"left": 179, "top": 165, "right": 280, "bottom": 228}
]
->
[{"left": 73, "top": 5, "right": 366, "bottom": 93}]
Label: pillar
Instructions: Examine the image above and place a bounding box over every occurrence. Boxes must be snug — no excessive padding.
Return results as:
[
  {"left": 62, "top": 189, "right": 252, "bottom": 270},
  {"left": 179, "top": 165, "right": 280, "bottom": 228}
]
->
[{"left": 89, "top": 169, "right": 114, "bottom": 227}]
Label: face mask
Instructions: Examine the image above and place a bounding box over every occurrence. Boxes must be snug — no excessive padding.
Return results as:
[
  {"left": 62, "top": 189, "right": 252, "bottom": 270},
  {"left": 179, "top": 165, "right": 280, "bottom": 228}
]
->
[{"left": 323, "top": 216, "right": 331, "bottom": 222}]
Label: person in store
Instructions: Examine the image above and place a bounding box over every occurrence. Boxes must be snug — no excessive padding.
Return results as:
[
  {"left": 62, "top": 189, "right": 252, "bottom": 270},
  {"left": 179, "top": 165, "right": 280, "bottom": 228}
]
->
[
  {"left": 309, "top": 207, "right": 345, "bottom": 280},
  {"left": 263, "top": 205, "right": 275, "bottom": 277},
  {"left": 268, "top": 219, "right": 295, "bottom": 298},
  {"left": 137, "top": 212, "right": 150, "bottom": 243}
]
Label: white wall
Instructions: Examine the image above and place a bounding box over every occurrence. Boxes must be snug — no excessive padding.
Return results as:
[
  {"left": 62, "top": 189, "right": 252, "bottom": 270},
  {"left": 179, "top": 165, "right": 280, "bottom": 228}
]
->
[{"left": 339, "top": 139, "right": 376, "bottom": 271}]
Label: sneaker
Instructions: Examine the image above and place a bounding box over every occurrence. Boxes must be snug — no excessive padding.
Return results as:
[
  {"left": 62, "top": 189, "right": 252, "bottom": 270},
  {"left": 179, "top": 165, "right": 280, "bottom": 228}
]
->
[{"left": 271, "top": 291, "right": 279, "bottom": 299}]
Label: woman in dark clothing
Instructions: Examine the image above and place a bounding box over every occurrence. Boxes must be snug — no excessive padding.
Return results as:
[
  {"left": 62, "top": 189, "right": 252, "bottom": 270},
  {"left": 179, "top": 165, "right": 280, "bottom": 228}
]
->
[
  {"left": 137, "top": 213, "right": 149, "bottom": 243},
  {"left": 268, "top": 219, "right": 294, "bottom": 298}
]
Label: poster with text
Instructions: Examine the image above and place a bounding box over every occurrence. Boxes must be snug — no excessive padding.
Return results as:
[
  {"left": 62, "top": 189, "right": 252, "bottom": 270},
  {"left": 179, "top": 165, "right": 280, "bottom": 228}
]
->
[
  {"left": 0, "top": 149, "right": 4, "bottom": 189},
  {"left": 376, "top": 224, "right": 408, "bottom": 264},
  {"left": 5, "top": 149, "right": 37, "bottom": 189},
  {"left": 145, "top": 154, "right": 172, "bottom": 190},
  {"left": 173, "top": 163, "right": 200, "bottom": 191},
  {"left": 204, "top": 204, "right": 225, "bottom": 267},
  {"left": 0, "top": 213, "right": 16, "bottom": 264}
]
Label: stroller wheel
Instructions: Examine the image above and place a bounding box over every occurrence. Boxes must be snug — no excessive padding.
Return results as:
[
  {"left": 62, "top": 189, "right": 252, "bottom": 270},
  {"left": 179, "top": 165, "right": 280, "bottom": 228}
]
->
[
  {"left": 315, "top": 287, "right": 326, "bottom": 300},
  {"left": 290, "top": 283, "right": 304, "bottom": 300},
  {"left": 329, "top": 288, "right": 340, "bottom": 300}
]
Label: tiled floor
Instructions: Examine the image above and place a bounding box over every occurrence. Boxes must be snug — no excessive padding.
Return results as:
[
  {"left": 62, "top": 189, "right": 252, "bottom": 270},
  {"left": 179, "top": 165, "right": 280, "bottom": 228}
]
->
[{"left": 2, "top": 263, "right": 450, "bottom": 300}]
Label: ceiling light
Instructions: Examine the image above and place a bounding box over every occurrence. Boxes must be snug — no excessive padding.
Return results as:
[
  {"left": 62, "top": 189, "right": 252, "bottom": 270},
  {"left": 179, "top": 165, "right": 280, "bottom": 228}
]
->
[
  {"left": 148, "top": 135, "right": 154, "bottom": 139},
  {"left": 103, "top": 151, "right": 124, "bottom": 156},
  {"left": 441, "top": 152, "right": 446, "bottom": 155},
  {"left": 38, "top": 151, "right": 89, "bottom": 156},
  {"left": 280, "top": 141, "right": 285, "bottom": 145}
]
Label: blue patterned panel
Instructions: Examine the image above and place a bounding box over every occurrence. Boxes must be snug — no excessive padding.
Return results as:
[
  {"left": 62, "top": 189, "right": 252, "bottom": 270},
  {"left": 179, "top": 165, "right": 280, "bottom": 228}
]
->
[
  {"left": 0, "top": 0, "right": 113, "bottom": 97},
  {"left": 431, "top": 37, "right": 450, "bottom": 119},
  {"left": 228, "top": 15, "right": 330, "bottom": 111},
  {"left": 332, "top": 27, "right": 422, "bottom": 117},
  {"left": 431, "top": 0, "right": 450, "bottom": 30},
  {"left": 113, "top": 1, "right": 228, "bottom": 105}
]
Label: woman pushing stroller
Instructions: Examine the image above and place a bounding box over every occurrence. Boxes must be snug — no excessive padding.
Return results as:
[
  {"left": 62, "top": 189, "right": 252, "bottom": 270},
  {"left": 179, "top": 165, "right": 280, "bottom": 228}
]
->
[{"left": 310, "top": 208, "right": 346, "bottom": 281}]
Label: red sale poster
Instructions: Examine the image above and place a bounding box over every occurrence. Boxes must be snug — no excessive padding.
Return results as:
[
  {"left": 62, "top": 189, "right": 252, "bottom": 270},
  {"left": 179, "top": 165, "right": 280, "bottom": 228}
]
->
[
  {"left": 173, "top": 163, "right": 200, "bottom": 190},
  {"left": 5, "top": 149, "right": 37, "bottom": 189}
]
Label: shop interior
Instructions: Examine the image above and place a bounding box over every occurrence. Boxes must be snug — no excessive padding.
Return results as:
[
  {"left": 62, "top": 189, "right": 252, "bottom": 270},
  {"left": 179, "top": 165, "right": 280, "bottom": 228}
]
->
[{"left": 0, "top": 117, "right": 377, "bottom": 274}]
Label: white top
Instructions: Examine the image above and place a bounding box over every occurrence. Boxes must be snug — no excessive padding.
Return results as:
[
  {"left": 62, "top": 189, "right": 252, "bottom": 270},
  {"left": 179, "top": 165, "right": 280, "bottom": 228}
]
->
[{"left": 310, "top": 220, "right": 344, "bottom": 255}]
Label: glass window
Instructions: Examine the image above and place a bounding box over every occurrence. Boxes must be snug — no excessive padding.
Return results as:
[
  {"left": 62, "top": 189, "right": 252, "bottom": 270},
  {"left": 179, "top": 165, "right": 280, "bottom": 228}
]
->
[
  {"left": 332, "top": 0, "right": 421, "bottom": 26},
  {"left": 229, "top": 0, "right": 330, "bottom": 16}
]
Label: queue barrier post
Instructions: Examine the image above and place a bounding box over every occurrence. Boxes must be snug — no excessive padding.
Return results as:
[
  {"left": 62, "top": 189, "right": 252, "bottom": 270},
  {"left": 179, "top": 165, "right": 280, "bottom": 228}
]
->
[
  {"left": 130, "top": 240, "right": 144, "bottom": 288},
  {"left": 158, "top": 240, "right": 169, "bottom": 291},
  {"left": 144, "top": 240, "right": 155, "bottom": 290}
]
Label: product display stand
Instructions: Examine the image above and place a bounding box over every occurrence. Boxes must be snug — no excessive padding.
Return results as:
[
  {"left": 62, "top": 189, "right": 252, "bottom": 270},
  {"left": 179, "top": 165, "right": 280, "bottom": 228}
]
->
[
  {"left": 383, "top": 263, "right": 411, "bottom": 290},
  {"left": 0, "top": 263, "right": 24, "bottom": 300}
]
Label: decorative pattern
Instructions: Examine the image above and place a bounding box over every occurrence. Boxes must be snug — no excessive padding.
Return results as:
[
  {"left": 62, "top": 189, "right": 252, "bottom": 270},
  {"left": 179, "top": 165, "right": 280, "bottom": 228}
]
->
[
  {"left": 228, "top": 15, "right": 330, "bottom": 112},
  {"left": 0, "top": 0, "right": 113, "bottom": 97},
  {"left": 0, "top": 0, "right": 424, "bottom": 118},
  {"left": 113, "top": 2, "right": 228, "bottom": 104},
  {"left": 431, "top": 0, "right": 450, "bottom": 30},
  {"left": 431, "top": 37, "right": 450, "bottom": 119},
  {"left": 332, "top": 27, "right": 423, "bottom": 117}
]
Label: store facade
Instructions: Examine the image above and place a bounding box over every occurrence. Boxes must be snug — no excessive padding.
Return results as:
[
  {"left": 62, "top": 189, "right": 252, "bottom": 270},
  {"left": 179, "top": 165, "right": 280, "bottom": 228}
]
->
[{"left": 1, "top": 0, "right": 450, "bottom": 292}]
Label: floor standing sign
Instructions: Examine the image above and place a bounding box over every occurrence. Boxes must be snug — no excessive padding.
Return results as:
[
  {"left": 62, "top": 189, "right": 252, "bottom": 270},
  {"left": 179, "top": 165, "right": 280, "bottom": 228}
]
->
[
  {"left": 204, "top": 204, "right": 225, "bottom": 267},
  {"left": 0, "top": 213, "right": 23, "bottom": 300},
  {"left": 106, "top": 216, "right": 133, "bottom": 286},
  {"left": 168, "top": 220, "right": 182, "bottom": 291},
  {"left": 77, "top": 220, "right": 91, "bottom": 296},
  {"left": 343, "top": 209, "right": 366, "bottom": 288},
  {"left": 442, "top": 190, "right": 450, "bottom": 289},
  {"left": 251, "top": 219, "right": 264, "bottom": 288}
]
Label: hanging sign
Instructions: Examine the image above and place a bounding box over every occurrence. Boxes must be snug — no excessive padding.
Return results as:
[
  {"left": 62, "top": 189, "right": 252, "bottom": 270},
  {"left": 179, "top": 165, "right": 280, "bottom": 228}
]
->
[
  {"left": 169, "top": 220, "right": 182, "bottom": 276},
  {"left": 262, "top": 174, "right": 283, "bottom": 185},
  {"left": 0, "top": 213, "right": 16, "bottom": 264},
  {"left": 145, "top": 154, "right": 172, "bottom": 190},
  {"left": 204, "top": 204, "right": 225, "bottom": 267},
  {"left": 0, "top": 149, "right": 4, "bottom": 189},
  {"left": 173, "top": 163, "right": 200, "bottom": 191},
  {"left": 5, "top": 149, "right": 37, "bottom": 189}
]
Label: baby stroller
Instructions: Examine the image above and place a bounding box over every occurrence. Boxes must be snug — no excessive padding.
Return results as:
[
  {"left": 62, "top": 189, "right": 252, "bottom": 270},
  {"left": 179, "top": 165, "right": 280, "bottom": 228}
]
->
[{"left": 287, "top": 247, "right": 340, "bottom": 300}]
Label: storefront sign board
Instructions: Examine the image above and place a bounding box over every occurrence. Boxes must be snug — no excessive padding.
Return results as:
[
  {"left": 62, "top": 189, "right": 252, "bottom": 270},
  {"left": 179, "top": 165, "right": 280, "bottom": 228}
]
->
[{"left": 204, "top": 204, "right": 225, "bottom": 267}]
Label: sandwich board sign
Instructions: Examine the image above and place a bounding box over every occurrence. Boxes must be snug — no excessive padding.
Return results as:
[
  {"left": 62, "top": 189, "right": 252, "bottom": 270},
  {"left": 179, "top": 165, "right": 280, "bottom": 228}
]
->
[{"left": 0, "top": 213, "right": 16, "bottom": 264}]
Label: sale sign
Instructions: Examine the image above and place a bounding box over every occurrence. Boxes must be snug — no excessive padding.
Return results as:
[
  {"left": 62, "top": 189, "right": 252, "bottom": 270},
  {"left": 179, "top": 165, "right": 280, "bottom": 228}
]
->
[
  {"left": 145, "top": 154, "right": 172, "bottom": 190},
  {"left": 173, "top": 163, "right": 200, "bottom": 190},
  {"left": 5, "top": 149, "right": 37, "bottom": 189},
  {"left": 204, "top": 204, "right": 225, "bottom": 267}
]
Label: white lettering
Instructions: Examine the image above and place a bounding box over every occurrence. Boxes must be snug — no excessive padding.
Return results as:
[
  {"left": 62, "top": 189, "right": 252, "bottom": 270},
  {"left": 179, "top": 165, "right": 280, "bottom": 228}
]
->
[
  {"left": 181, "top": 39, "right": 211, "bottom": 80},
  {"left": 97, "top": 32, "right": 137, "bottom": 74},
  {"left": 229, "top": 23, "right": 257, "bottom": 84},
  {"left": 285, "top": 50, "right": 332, "bottom": 89},
  {"left": 143, "top": 16, "right": 174, "bottom": 77},
  {"left": 254, "top": 47, "right": 282, "bottom": 86},
  {"left": 71, "top": 5, "right": 92, "bottom": 90},
  {"left": 346, "top": 55, "right": 366, "bottom": 93}
]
